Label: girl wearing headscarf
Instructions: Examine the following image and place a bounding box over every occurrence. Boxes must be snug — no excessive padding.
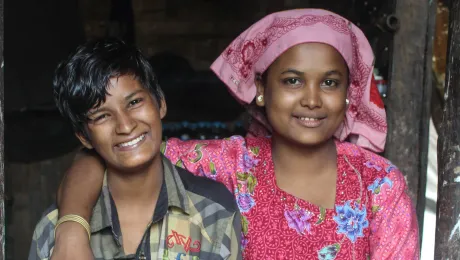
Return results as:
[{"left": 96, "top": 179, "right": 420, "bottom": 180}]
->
[{"left": 53, "top": 9, "right": 419, "bottom": 259}]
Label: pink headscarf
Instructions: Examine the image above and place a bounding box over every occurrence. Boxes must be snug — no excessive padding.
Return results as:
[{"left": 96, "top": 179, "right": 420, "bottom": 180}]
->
[{"left": 211, "top": 9, "right": 387, "bottom": 152}]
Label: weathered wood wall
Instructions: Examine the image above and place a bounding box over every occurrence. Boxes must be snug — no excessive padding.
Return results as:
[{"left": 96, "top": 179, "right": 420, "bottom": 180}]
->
[
  {"left": 433, "top": 2, "right": 450, "bottom": 89},
  {"left": 435, "top": 0, "right": 460, "bottom": 258},
  {"left": 79, "top": 0, "right": 370, "bottom": 71},
  {"left": 384, "top": 0, "right": 436, "bottom": 236},
  {"left": 5, "top": 151, "right": 78, "bottom": 260}
]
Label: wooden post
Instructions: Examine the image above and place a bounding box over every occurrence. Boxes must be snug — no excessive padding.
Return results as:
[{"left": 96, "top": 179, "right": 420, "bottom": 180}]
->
[
  {"left": 0, "top": 0, "right": 4, "bottom": 258},
  {"left": 435, "top": 0, "right": 460, "bottom": 258},
  {"left": 384, "top": 0, "right": 436, "bottom": 236}
]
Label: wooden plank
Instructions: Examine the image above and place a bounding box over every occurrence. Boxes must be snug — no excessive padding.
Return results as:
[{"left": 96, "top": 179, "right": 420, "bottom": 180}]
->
[
  {"left": 0, "top": 0, "right": 4, "bottom": 257},
  {"left": 418, "top": 0, "right": 437, "bottom": 240},
  {"left": 384, "top": 0, "right": 435, "bottom": 236},
  {"left": 435, "top": 0, "right": 460, "bottom": 258}
]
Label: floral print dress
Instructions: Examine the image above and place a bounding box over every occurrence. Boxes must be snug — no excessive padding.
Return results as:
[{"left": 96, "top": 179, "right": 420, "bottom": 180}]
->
[{"left": 163, "top": 136, "right": 419, "bottom": 260}]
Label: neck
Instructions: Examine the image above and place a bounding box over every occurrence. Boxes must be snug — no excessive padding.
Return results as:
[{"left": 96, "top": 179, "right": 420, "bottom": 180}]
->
[
  {"left": 271, "top": 134, "right": 337, "bottom": 178},
  {"left": 107, "top": 155, "right": 163, "bottom": 207}
]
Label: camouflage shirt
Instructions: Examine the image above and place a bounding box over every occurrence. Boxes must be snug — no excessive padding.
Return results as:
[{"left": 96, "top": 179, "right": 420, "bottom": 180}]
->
[{"left": 29, "top": 156, "right": 242, "bottom": 260}]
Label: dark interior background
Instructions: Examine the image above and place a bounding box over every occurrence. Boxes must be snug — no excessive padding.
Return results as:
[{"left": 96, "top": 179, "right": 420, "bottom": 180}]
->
[{"left": 4, "top": 0, "right": 397, "bottom": 259}]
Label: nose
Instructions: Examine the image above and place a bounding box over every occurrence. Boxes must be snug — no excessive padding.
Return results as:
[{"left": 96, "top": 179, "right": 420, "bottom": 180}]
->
[
  {"left": 115, "top": 111, "right": 137, "bottom": 134},
  {"left": 300, "top": 82, "right": 322, "bottom": 109}
]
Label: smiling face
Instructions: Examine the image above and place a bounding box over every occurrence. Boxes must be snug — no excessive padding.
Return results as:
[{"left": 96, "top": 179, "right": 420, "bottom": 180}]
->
[
  {"left": 77, "top": 75, "right": 166, "bottom": 172},
  {"left": 255, "top": 43, "right": 348, "bottom": 146}
]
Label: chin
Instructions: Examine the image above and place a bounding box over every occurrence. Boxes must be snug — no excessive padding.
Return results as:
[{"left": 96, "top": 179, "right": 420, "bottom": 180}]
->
[
  {"left": 114, "top": 151, "right": 161, "bottom": 172},
  {"left": 287, "top": 133, "right": 332, "bottom": 147},
  {"left": 122, "top": 157, "right": 154, "bottom": 169}
]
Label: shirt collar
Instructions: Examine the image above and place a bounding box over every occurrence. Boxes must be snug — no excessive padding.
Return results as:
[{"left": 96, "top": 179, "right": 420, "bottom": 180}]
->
[{"left": 89, "top": 155, "right": 190, "bottom": 234}]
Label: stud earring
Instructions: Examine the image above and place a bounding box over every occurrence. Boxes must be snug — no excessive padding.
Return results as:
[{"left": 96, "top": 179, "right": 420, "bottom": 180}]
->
[
  {"left": 345, "top": 98, "right": 349, "bottom": 105},
  {"left": 257, "top": 95, "right": 264, "bottom": 102}
]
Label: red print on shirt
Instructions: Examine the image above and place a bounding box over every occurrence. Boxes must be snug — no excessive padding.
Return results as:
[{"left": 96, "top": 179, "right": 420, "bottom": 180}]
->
[{"left": 167, "top": 230, "right": 201, "bottom": 253}]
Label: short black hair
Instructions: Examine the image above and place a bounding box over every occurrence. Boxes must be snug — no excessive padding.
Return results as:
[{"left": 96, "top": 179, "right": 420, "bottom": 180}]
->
[{"left": 53, "top": 38, "right": 164, "bottom": 140}]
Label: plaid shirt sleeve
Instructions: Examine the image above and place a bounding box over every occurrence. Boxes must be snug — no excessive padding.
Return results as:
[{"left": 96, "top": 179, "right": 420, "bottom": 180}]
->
[
  {"left": 28, "top": 238, "right": 43, "bottom": 260},
  {"left": 28, "top": 208, "right": 58, "bottom": 260},
  {"left": 223, "top": 211, "right": 242, "bottom": 260}
]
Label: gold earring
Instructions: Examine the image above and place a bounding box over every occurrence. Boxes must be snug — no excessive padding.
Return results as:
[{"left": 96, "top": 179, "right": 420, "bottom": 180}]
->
[{"left": 257, "top": 95, "right": 264, "bottom": 102}]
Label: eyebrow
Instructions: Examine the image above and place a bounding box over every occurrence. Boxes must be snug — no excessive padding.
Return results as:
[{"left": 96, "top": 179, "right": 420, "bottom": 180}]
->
[
  {"left": 124, "top": 89, "right": 144, "bottom": 101},
  {"left": 281, "top": 69, "right": 304, "bottom": 76},
  {"left": 87, "top": 89, "right": 145, "bottom": 116},
  {"left": 281, "top": 69, "right": 344, "bottom": 77},
  {"left": 87, "top": 107, "right": 104, "bottom": 117},
  {"left": 324, "top": 70, "right": 343, "bottom": 77}
]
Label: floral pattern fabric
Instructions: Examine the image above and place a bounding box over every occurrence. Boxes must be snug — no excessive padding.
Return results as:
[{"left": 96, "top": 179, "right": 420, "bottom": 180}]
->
[{"left": 164, "top": 136, "right": 419, "bottom": 259}]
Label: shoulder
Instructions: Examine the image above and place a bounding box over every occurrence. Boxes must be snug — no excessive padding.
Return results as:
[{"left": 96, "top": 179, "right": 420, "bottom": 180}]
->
[
  {"left": 164, "top": 136, "right": 251, "bottom": 165},
  {"left": 244, "top": 135, "right": 270, "bottom": 148},
  {"left": 165, "top": 135, "right": 249, "bottom": 150},
  {"left": 31, "top": 205, "right": 59, "bottom": 258},
  {"left": 338, "top": 141, "right": 404, "bottom": 182},
  {"left": 175, "top": 166, "right": 237, "bottom": 212},
  {"left": 338, "top": 142, "right": 411, "bottom": 209},
  {"left": 164, "top": 135, "right": 272, "bottom": 156}
]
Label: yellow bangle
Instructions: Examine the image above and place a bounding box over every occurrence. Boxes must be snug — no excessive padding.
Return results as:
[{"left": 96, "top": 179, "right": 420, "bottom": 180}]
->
[{"left": 54, "top": 214, "right": 91, "bottom": 241}]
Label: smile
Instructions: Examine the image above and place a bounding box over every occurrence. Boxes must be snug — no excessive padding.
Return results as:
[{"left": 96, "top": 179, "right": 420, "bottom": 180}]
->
[
  {"left": 294, "top": 116, "right": 325, "bottom": 128},
  {"left": 297, "top": 117, "right": 321, "bottom": 121},
  {"left": 117, "top": 133, "right": 146, "bottom": 148}
]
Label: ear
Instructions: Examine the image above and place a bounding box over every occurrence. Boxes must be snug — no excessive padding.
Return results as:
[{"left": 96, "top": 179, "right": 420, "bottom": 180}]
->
[
  {"left": 76, "top": 133, "right": 93, "bottom": 149},
  {"left": 159, "top": 98, "right": 167, "bottom": 119},
  {"left": 254, "top": 77, "right": 265, "bottom": 107}
]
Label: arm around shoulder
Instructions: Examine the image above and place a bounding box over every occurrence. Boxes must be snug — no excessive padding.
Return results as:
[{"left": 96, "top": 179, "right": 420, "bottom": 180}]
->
[
  {"left": 28, "top": 208, "right": 95, "bottom": 260},
  {"left": 52, "top": 149, "right": 102, "bottom": 259},
  {"left": 57, "top": 148, "right": 104, "bottom": 219}
]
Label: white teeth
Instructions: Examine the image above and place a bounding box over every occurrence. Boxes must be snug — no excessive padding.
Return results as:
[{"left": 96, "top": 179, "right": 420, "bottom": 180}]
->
[
  {"left": 299, "top": 117, "right": 319, "bottom": 121},
  {"left": 119, "top": 134, "right": 145, "bottom": 147}
]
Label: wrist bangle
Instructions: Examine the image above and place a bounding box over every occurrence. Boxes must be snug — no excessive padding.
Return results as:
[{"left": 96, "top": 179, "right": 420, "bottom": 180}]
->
[{"left": 54, "top": 214, "right": 91, "bottom": 241}]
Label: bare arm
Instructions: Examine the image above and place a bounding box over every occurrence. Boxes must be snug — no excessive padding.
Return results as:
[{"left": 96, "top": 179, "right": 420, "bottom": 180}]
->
[
  {"left": 51, "top": 149, "right": 105, "bottom": 260},
  {"left": 57, "top": 148, "right": 104, "bottom": 218}
]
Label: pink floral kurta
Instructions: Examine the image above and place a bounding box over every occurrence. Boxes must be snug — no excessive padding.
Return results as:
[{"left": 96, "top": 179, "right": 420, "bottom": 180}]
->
[{"left": 163, "top": 136, "right": 419, "bottom": 259}]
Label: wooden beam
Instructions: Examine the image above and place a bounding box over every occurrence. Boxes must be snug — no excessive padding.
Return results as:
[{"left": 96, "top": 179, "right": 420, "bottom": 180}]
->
[
  {"left": 435, "top": 0, "right": 460, "bottom": 257},
  {"left": 384, "top": 0, "right": 436, "bottom": 236},
  {"left": 0, "top": 0, "right": 4, "bottom": 258}
]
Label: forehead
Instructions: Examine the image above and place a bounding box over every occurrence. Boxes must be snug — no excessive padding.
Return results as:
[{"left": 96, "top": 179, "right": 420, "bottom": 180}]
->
[
  {"left": 102, "top": 75, "right": 148, "bottom": 103},
  {"left": 270, "top": 43, "right": 348, "bottom": 72},
  {"left": 88, "top": 75, "right": 145, "bottom": 113},
  {"left": 107, "top": 75, "right": 143, "bottom": 93}
]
